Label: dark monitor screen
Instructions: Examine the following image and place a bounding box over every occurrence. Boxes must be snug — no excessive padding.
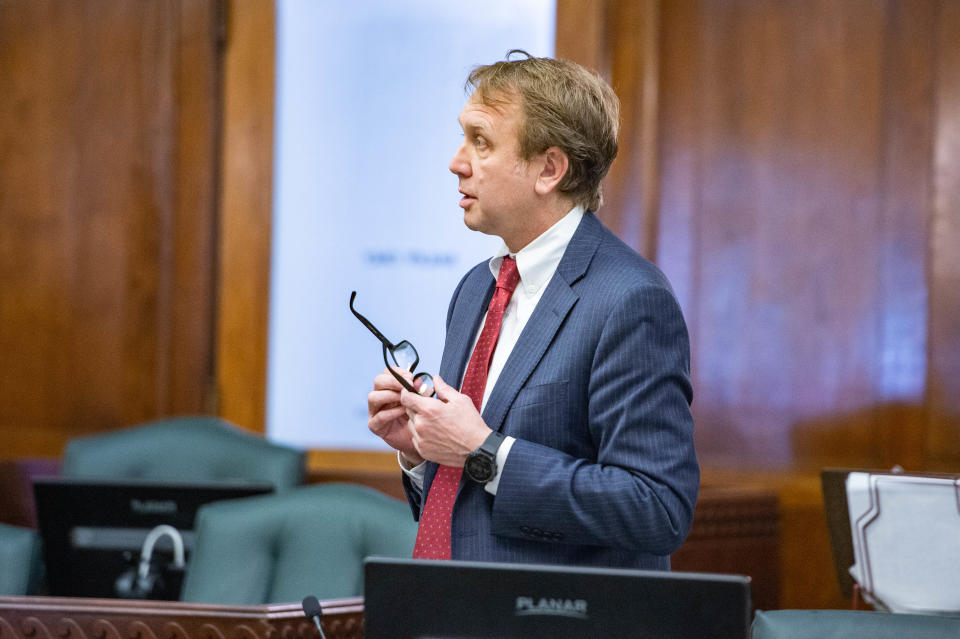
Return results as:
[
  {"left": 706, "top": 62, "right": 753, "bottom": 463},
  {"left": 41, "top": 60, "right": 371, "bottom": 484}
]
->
[
  {"left": 33, "top": 476, "right": 273, "bottom": 600},
  {"left": 364, "top": 558, "right": 752, "bottom": 639}
]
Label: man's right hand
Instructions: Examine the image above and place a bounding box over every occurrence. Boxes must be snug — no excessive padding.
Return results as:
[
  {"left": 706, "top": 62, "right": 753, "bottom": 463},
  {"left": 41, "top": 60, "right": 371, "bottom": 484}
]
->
[{"left": 367, "top": 368, "right": 424, "bottom": 466}]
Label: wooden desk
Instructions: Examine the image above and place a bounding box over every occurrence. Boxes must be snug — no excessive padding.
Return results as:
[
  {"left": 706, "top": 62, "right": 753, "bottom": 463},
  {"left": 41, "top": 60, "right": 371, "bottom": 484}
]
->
[
  {"left": 0, "top": 597, "right": 362, "bottom": 639},
  {"left": 672, "top": 485, "right": 781, "bottom": 611},
  {"left": 306, "top": 473, "right": 783, "bottom": 611},
  {"left": 3, "top": 461, "right": 781, "bottom": 615}
]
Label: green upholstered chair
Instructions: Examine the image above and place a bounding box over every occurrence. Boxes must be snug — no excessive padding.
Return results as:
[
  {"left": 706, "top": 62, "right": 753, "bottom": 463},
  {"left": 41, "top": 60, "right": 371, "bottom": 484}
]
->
[
  {"left": 752, "top": 610, "right": 960, "bottom": 638},
  {"left": 179, "top": 483, "right": 417, "bottom": 604},
  {"left": 62, "top": 416, "right": 305, "bottom": 491},
  {"left": 0, "top": 522, "right": 43, "bottom": 595}
]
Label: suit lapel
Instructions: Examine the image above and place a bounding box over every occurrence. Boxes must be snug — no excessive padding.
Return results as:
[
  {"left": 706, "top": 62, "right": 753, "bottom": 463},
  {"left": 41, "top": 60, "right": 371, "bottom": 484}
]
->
[
  {"left": 481, "top": 213, "right": 604, "bottom": 432},
  {"left": 424, "top": 214, "right": 605, "bottom": 496}
]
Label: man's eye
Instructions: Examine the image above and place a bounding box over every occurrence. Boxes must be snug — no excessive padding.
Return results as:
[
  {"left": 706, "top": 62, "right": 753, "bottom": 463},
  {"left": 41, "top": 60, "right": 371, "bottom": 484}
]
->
[{"left": 475, "top": 135, "right": 487, "bottom": 147}]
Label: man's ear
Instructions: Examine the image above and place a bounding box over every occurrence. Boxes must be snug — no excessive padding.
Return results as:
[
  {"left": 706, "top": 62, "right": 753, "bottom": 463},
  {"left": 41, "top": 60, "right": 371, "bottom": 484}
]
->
[{"left": 534, "top": 147, "right": 569, "bottom": 195}]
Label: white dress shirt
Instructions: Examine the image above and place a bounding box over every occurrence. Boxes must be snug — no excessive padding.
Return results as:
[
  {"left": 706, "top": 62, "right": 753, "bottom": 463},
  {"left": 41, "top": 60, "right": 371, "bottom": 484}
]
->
[{"left": 402, "top": 205, "right": 585, "bottom": 495}]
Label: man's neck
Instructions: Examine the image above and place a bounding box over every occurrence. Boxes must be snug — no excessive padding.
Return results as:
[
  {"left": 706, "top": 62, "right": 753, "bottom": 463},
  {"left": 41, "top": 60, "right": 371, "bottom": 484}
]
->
[{"left": 504, "top": 198, "right": 576, "bottom": 253}]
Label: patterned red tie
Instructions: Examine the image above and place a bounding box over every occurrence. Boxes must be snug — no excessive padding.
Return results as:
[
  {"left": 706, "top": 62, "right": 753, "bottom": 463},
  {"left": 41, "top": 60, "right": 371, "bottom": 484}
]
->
[{"left": 412, "top": 256, "right": 521, "bottom": 559}]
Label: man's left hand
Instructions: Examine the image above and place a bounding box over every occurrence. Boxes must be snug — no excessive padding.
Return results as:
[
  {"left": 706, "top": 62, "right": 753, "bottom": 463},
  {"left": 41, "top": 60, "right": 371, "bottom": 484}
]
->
[{"left": 400, "top": 375, "right": 489, "bottom": 467}]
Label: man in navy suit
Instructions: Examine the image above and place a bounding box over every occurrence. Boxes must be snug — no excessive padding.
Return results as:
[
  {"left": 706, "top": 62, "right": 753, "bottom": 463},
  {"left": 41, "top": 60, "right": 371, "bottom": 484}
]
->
[{"left": 367, "top": 51, "right": 698, "bottom": 569}]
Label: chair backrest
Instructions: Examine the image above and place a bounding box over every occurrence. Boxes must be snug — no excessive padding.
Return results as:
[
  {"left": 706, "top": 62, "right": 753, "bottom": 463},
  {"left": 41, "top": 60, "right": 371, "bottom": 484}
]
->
[
  {"left": 0, "top": 522, "right": 43, "bottom": 595},
  {"left": 62, "top": 416, "right": 305, "bottom": 491},
  {"left": 820, "top": 468, "right": 859, "bottom": 599},
  {"left": 752, "top": 610, "right": 960, "bottom": 639},
  {"left": 822, "top": 467, "right": 960, "bottom": 613},
  {"left": 846, "top": 470, "right": 960, "bottom": 614},
  {"left": 179, "top": 483, "right": 418, "bottom": 604}
]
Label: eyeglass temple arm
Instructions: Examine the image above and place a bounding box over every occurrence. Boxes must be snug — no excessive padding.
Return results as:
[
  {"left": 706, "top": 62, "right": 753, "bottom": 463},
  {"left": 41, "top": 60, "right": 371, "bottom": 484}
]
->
[{"left": 349, "top": 291, "right": 396, "bottom": 349}]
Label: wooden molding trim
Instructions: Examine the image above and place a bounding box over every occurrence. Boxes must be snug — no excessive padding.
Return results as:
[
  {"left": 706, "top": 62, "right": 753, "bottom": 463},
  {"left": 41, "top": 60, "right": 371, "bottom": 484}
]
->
[
  {"left": 307, "top": 449, "right": 398, "bottom": 472},
  {"left": 0, "top": 596, "right": 363, "bottom": 639}
]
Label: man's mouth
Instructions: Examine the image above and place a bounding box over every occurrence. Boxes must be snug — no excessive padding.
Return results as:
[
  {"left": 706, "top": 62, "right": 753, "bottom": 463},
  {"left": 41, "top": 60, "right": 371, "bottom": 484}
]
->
[{"left": 458, "top": 190, "right": 477, "bottom": 208}]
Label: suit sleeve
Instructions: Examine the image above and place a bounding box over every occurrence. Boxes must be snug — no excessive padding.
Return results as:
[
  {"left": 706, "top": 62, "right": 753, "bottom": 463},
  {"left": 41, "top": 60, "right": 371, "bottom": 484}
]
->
[{"left": 489, "top": 284, "right": 699, "bottom": 555}]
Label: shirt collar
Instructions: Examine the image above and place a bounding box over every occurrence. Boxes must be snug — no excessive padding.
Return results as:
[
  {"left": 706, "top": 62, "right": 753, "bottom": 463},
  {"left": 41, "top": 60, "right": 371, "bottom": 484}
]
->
[{"left": 488, "top": 205, "right": 585, "bottom": 295}]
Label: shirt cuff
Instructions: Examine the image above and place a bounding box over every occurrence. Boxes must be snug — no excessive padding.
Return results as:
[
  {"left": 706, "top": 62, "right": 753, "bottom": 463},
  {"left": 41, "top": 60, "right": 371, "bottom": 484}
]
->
[
  {"left": 484, "top": 435, "right": 515, "bottom": 495},
  {"left": 398, "top": 451, "right": 425, "bottom": 491}
]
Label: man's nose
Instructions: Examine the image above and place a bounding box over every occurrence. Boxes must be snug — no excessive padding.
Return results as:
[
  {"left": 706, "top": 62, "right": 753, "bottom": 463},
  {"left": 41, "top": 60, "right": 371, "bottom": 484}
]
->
[{"left": 449, "top": 143, "right": 471, "bottom": 177}]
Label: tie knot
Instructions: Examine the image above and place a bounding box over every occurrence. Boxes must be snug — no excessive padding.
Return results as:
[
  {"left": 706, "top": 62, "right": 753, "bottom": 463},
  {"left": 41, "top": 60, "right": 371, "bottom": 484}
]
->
[{"left": 496, "top": 256, "right": 520, "bottom": 293}]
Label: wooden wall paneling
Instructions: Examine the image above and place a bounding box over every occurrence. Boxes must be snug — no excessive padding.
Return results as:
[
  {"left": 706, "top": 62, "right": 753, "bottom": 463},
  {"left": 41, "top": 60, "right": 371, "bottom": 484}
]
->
[
  {"left": 556, "top": 0, "right": 662, "bottom": 259},
  {"left": 686, "top": 0, "right": 897, "bottom": 469},
  {"left": 558, "top": 0, "right": 960, "bottom": 610},
  {"left": 170, "top": 1, "right": 222, "bottom": 416},
  {"left": 1, "top": 1, "right": 80, "bottom": 456},
  {"left": 215, "top": 0, "right": 275, "bottom": 433},
  {"left": 926, "top": 0, "right": 960, "bottom": 469},
  {"left": 789, "top": 0, "right": 939, "bottom": 471},
  {"left": 655, "top": 0, "right": 702, "bottom": 334},
  {"left": 554, "top": 0, "right": 608, "bottom": 79},
  {"left": 0, "top": 1, "right": 219, "bottom": 458},
  {"left": 601, "top": 0, "right": 661, "bottom": 259},
  {"left": 121, "top": 1, "right": 176, "bottom": 426},
  {"left": 869, "top": 0, "right": 937, "bottom": 471}
]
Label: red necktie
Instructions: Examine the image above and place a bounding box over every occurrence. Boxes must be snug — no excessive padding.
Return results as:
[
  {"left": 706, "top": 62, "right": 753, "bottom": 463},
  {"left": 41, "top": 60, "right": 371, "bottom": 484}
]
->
[{"left": 412, "top": 256, "right": 521, "bottom": 559}]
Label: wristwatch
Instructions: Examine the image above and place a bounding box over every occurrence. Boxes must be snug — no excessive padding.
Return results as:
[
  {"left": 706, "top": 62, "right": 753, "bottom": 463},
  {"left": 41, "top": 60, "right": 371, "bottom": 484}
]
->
[{"left": 464, "top": 431, "right": 506, "bottom": 483}]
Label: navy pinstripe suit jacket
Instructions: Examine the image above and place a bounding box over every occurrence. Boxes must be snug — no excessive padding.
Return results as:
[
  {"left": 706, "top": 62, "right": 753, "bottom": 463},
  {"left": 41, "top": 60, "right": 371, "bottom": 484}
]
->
[{"left": 403, "top": 212, "right": 699, "bottom": 569}]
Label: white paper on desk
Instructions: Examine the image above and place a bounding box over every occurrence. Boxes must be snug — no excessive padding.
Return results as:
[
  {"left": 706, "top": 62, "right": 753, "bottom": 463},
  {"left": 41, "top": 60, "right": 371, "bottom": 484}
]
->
[{"left": 846, "top": 472, "right": 960, "bottom": 614}]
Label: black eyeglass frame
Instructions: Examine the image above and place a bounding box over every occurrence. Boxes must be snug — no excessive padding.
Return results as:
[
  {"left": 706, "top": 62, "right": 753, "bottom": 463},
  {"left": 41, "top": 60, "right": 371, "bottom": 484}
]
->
[{"left": 349, "top": 291, "right": 436, "bottom": 397}]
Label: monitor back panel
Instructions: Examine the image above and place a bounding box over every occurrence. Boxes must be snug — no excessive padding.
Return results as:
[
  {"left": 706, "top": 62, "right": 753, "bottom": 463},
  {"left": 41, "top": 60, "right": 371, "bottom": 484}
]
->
[
  {"left": 33, "top": 477, "right": 272, "bottom": 599},
  {"left": 364, "top": 558, "right": 751, "bottom": 639}
]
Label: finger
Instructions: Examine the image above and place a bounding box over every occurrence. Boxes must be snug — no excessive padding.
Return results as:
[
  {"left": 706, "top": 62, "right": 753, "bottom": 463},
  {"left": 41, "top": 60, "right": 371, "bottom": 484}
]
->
[
  {"left": 371, "top": 404, "right": 407, "bottom": 421},
  {"left": 400, "top": 386, "right": 430, "bottom": 413},
  {"left": 368, "top": 406, "right": 407, "bottom": 434},
  {"left": 373, "top": 369, "right": 407, "bottom": 390},
  {"left": 432, "top": 375, "right": 457, "bottom": 402},
  {"left": 368, "top": 388, "right": 401, "bottom": 415}
]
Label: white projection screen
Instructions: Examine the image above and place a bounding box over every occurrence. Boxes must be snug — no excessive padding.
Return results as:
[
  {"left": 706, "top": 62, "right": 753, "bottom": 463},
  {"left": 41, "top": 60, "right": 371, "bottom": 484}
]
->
[{"left": 268, "top": 1, "right": 556, "bottom": 449}]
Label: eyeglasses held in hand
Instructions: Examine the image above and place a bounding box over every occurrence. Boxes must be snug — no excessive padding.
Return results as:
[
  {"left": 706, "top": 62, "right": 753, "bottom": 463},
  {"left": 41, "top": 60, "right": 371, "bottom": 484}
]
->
[{"left": 349, "top": 291, "right": 436, "bottom": 397}]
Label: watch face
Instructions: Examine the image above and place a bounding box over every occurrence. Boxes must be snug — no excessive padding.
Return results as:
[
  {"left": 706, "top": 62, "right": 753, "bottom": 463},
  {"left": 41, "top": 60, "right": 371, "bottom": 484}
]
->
[{"left": 465, "top": 454, "right": 493, "bottom": 482}]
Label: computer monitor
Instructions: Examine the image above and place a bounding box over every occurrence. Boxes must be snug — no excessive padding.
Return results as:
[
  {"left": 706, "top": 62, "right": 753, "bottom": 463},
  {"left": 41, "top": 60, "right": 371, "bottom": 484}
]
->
[
  {"left": 364, "top": 558, "right": 752, "bottom": 639},
  {"left": 33, "top": 476, "right": 273, "bottom": 600}
]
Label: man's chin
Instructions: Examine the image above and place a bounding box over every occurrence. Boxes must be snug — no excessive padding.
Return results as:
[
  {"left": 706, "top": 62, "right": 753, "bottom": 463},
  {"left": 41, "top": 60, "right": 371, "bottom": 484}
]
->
[
  {"left": 462, "top": 208, "right": 501, "bottom": 238},
  {"left": 462, "top": 209, "right": 482, "bottom": 232}
]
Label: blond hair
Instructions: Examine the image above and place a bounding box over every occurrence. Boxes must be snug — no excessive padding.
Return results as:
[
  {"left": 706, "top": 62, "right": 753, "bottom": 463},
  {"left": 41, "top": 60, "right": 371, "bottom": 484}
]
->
[{"left": 466, "top": 50, "right": 620, "bottom": 211}]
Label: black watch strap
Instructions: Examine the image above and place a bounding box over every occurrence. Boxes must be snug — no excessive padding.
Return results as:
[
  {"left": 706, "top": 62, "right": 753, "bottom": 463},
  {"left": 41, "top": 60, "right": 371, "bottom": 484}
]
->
[{"left": 464, "top": 430, "right": 506, "bottom": 483}]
